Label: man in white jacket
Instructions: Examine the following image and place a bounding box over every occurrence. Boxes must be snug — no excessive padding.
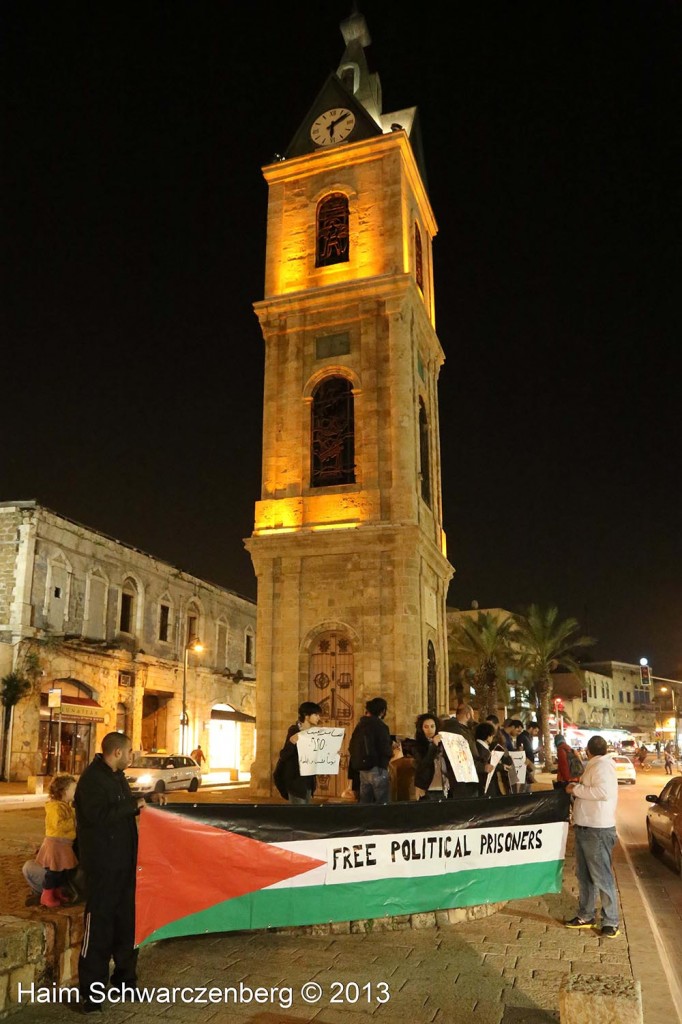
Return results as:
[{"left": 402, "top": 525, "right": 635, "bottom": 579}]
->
[{"left": 564, "top": 734, "right": 620, "bottom": 938}]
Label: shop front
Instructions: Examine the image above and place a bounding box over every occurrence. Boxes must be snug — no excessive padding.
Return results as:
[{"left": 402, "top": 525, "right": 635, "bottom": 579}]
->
[
  {"left": 39, "top": 679, "right": 105, "bottom": 776},
  {"left": 209, "top": 704, "right": 256, "bottom": 778}
]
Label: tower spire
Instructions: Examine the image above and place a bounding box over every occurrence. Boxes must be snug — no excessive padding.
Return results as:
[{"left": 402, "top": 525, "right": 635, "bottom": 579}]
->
[{"left": 337, "top": 6, "right": 382, "bottom": 124}]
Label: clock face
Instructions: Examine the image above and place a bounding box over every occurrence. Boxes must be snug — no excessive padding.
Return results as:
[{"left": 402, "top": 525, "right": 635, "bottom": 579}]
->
[{"left": 310, "top": 108, "right": 356, "bottom": 147}]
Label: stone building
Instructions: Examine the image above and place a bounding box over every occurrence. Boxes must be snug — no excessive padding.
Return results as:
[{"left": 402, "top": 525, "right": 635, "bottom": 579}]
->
[
  {"left": 553, "top": 661, "right": 656, "bottom": 739},
  {"left": 0, "top": 500, "right": 256, "bottom": 781},
  {"left": 245, "top": 10, "right": 454, "bottom": 796}
]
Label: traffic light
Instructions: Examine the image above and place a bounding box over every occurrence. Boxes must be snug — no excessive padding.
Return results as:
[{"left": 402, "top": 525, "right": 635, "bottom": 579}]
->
[
  {"left": 581, "top": 689, "right": 588, "bottom": 703},
  {"left": 640, "top": 664, "right": 651, "bottom": 686}
]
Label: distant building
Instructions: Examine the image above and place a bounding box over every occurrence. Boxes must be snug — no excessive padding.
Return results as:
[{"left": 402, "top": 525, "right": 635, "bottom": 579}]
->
[
  {"left": 0, "top": 500, "right": 256, "bottom": 781},
  {"left": 552, "top": 661, "right": 656, "bottom": 739}
]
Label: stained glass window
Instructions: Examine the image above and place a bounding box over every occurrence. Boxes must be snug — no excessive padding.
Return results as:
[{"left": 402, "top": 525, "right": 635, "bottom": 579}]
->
[
  {"left": 311, "top": 376, "right": 355, "bottom": 486},
  {"left": 316, "top": 193, "right": 349, "bottom": 267}
]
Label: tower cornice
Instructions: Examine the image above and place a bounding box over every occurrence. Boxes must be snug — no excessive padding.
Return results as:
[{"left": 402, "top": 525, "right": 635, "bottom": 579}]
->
[{"left": 263, "top": 131, "right": 436, "bottom": 239}]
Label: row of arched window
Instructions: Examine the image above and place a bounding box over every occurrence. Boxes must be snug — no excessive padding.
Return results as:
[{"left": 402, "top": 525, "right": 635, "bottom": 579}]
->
[{"left": 42, "top": 557, "right": 255, "bottom": 669}]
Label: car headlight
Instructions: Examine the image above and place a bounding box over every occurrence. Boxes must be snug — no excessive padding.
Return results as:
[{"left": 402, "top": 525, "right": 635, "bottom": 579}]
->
[{"left": 136, "top": 774, "right": 153, "bottom": 786}]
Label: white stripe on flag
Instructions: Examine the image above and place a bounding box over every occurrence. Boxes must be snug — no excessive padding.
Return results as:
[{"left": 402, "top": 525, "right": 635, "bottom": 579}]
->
[{"left": 267, "top": 820, "right": 568, "bottom": 888}]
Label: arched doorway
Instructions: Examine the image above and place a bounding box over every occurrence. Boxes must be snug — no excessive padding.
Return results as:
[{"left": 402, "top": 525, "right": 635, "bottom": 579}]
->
[{"left": 309, "top": 631, "right": 354, "bottom": 797}]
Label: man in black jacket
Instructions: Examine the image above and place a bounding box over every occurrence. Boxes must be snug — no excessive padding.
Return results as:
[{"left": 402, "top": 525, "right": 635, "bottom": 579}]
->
[
  {"left": 75, "top": 732, "right": 158, "bottom": 1012},
  {"left": 348, "top": 697, "right": 393, "bottom": 803},
  {"left": 277, "top": 702, "right": 322, "bottom": 804}
]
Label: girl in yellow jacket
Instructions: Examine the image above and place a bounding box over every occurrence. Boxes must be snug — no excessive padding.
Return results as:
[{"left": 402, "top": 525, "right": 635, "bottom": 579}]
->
[{"left": 36, "top": 773, "right": 78, "bottom": 908}]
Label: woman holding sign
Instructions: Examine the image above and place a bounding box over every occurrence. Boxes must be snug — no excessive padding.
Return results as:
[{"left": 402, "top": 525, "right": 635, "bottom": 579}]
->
[
  {"left": 275, "top": 702, "right": 322, "bottom": 805},
  {"left": 413, "top": 714, "right": 445, "bottom": 800}
]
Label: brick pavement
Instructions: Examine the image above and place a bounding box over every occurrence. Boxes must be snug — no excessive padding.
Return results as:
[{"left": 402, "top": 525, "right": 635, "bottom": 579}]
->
[{"left": 0, "top": 779, "right": 678, "bottom": 1023}]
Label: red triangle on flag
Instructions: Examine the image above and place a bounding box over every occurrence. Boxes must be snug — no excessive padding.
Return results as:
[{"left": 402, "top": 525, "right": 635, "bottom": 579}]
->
[{"left": 135, "top": 807, "right": 325, "bottom": 945}]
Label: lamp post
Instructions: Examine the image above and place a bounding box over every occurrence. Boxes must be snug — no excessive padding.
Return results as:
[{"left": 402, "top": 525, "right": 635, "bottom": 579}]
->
[{"left": 181, "top": 638, "right": 203, "bottom": 755}]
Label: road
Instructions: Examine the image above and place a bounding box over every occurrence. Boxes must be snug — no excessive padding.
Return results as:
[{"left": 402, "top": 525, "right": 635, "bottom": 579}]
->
[{"left": 615, "top": 765, "right": 682, "bottom": 1018}]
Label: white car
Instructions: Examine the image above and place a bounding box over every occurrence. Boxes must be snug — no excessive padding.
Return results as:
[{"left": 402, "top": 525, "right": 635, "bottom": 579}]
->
[
  {"left": 610, "top": 754, "right": 636, "bottom": 785},
  {"left": 125, "top": 754, "right": 202, "bottom": 794}
]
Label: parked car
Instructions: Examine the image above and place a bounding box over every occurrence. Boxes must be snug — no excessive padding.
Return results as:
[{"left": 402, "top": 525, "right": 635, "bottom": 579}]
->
[
  {"left": 645, "top": 777, "right": 682, "bottom": 876},
  {"left": 125, "top": 754, "right": 202, "bottom": 794},
  {"left": 610, "top": 754, "right": 636, "bottom": 785}
]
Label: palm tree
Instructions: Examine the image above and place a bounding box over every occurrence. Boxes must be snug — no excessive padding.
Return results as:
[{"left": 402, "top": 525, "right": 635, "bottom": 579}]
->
[
  {"left": 449, "top": 612, "right": 516, "bottom": 718},
  {"left": 513, "top": 605, "right": 595, "bottom": 771}
]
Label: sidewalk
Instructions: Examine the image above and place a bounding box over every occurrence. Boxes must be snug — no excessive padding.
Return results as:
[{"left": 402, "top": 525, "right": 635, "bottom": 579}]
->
[
  {"left": 0, "top": 774, "right": 249, "bottom": 811},
  {"left": 1, "top": 776, "right": 678, "bottom": 1023}
]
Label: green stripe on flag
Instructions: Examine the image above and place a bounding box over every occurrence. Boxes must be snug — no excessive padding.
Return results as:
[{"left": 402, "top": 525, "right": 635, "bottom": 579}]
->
[{"left": 139, "top": 859, "right": 563, "bottom": 945}]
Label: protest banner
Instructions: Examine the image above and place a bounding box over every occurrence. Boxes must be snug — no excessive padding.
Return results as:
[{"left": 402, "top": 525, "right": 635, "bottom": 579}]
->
[
  {"left": 439, "top": 732, "right": 478, "bottom": 783},
  {"left": 135, "top": 791, "right": 570, "bottom": 947},
  {"left": 509, "top": 751, "right": 526, "bottom": 785},
  {"left": 484, "top": 750, "right": 505, "bottom": 794},
  {"left": 296, "top": 727, "right": 345, "bottom": 776}
]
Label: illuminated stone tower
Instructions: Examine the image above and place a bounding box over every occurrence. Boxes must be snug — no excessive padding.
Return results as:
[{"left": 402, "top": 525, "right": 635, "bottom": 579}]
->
[{"left": 245, "top": 9, "right": 453, "bottom": 795}]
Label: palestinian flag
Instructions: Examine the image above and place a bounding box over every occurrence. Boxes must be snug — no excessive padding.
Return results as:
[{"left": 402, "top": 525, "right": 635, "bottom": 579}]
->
[{"left": 135, "top": 790, "right": 570, "bottom": 947}]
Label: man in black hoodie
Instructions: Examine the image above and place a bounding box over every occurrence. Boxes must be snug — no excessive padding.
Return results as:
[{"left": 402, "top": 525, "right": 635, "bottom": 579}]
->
[
  {"left": 75, "top": 732, "right": 159, "bottom": 1012},
  {"left": 348, "top": 697, "right": 393, "bottom": 803}
]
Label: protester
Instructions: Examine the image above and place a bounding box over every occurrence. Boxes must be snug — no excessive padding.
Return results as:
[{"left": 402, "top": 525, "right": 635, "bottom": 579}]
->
[
  {"left": 413, "top": 713, "right": 444, "bottom": 800},
  {"left": 516, "top": 720, "right": 539, "bottom": 785},
  {"left": 564, "top": 734, "right": 621, "bottom": 938},
  {"left": 75, "top": 731, "right": 163, "bottom": 1012},
  {"left": 501, "top": 718, "right": 521, "bottom": 752},
  {"left": 276, "top": 702, "right": 323, "bottom": 805},
  {"left": 553, "top": 734, "right": 582, "bottom": 789},
  {"left": 348, "top": 697, "right": 393, "bottom": 803},
  {"left": 424, "top": 704, "right": 480, "bottom": 800},
  {"left": 485, "top": 714, "right": 507, "bottom": 750},
  {"left": 473, "top": 722, "right": 505, "bottom": 797},
  {"left": 190, "top": 745, "right": 206, "bottom": 767}
]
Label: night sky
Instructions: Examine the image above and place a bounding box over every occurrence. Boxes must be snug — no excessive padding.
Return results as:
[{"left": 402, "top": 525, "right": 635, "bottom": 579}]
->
[{"left": 3, "top": 2, "right": 681, "bottom": 676}]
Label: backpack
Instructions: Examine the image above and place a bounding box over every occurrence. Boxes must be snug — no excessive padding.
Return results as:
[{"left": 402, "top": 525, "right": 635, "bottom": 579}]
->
[
  {"left": 349, "top": 727, "right": 376, "bottom": 771},
  {"left": 566, "top": 746, "right": 584, "bottom": 779}
]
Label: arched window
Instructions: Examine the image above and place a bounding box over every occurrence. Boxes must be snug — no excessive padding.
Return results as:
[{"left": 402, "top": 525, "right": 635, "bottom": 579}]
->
[
  {"left": 311, "top": 376, "right": 355, "bottom": 487},
  {"left": 316, "top": 193, "right": 349, "bottom": 267},
  {"left": 419, "top": 398, "right": 431, "bottom": 507},
  {"left": 427, "top": 641, "right": 437, "bottom": 714},
  {"left": 415, "top": 222, "right": 424, "bottom": 292}
]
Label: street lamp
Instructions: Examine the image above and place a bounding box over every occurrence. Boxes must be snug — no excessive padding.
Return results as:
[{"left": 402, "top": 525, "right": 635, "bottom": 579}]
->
[{"left": 182, "top": 638, "right": 203, "bottom": 755}]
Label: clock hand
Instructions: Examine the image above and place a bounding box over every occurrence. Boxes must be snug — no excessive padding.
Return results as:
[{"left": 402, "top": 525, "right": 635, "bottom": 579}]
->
[{"left": 329, "top": 112, "right": 352, "bottom": 132}]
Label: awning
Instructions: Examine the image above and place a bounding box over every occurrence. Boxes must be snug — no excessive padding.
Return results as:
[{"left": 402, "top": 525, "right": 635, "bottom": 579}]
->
[
  {"left": 210, "top": 709, "right": 256, "bottom": 724},
  {"left": 40, "top": 694, "right": 106, "bottom": 722}
]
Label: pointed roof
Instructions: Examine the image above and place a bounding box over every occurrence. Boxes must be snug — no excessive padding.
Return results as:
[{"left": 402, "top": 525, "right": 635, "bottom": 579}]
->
[{"left": 281, "top": 6, "right": 428, "bottom": 186}]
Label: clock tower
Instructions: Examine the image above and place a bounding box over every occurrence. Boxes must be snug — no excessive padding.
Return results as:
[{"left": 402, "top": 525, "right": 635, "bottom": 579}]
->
[{"left": 245, "top": 8, "right": 454, "bottom": 796}]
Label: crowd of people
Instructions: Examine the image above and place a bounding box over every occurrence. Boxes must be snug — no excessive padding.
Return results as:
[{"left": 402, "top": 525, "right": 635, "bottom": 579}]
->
[{"left": 274, "top": 699, "right": 544, "bottom": 805}]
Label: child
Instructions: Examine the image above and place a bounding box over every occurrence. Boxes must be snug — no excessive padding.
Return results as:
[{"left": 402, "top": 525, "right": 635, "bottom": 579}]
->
[{"left": 36, "top": 773, "right": 78, "bottom": 908}]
